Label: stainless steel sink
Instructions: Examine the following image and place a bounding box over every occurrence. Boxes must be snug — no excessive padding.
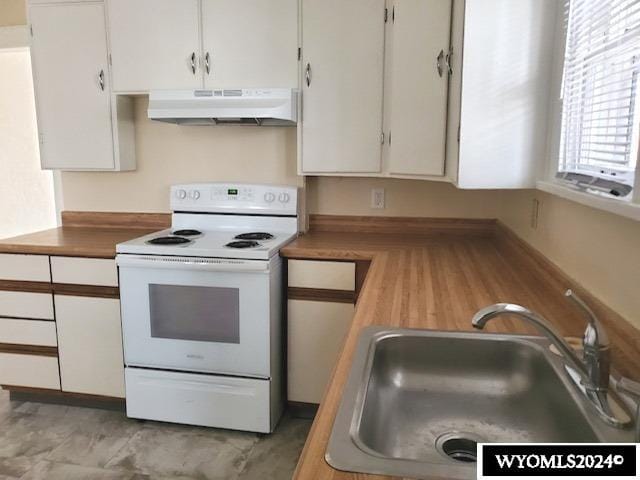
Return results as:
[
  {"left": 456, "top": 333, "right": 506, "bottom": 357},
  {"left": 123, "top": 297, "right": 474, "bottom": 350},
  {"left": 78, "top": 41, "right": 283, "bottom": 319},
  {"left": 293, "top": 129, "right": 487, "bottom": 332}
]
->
[{"left": 326, "top": 327, "right": 634, "bottom": 479}]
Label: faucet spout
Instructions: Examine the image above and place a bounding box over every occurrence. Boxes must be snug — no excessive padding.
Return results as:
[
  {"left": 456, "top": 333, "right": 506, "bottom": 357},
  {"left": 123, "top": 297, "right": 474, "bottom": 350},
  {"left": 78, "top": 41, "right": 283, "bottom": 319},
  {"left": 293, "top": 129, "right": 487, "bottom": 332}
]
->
[
  {"left": 472, "top": 303, "right": 590, "bottom": 382},
  {"left": 471, "top": 297, "right": 631, "bottom": 428}
]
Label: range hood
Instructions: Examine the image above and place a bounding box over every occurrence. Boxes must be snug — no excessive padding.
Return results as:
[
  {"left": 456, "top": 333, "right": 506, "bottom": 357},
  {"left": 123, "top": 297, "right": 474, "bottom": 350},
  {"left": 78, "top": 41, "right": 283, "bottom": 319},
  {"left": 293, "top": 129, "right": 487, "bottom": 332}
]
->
[{"left": 147, "top": 88, "right": 298, "bottom": 126}]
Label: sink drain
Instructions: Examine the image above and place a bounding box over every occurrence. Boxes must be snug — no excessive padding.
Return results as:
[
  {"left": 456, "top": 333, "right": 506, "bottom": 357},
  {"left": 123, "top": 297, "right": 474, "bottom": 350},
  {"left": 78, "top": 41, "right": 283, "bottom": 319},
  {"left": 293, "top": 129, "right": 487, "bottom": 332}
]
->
[{"left": 435, "top": 433, "right": 480, "bottom": 463}]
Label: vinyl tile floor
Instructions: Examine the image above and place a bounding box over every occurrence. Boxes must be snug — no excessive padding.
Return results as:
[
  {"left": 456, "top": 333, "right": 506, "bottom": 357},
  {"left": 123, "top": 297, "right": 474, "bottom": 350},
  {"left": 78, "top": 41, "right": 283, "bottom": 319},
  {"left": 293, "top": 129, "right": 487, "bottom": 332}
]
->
[{"left": 0, "top": 390, "right": 312, "bottom": 480}]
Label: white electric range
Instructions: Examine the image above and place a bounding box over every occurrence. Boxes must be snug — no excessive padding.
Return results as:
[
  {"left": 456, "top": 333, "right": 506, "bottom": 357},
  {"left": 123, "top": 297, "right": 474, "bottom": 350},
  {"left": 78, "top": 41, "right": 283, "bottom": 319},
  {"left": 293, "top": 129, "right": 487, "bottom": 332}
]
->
[{"left": 116, "top": 183, "right": 298, "bottom": 433}]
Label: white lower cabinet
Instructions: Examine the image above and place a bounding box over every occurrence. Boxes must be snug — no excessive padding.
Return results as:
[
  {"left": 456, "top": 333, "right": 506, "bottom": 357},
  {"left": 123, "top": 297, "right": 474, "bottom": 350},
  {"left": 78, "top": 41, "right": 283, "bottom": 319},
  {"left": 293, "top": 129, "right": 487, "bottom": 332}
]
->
[
  {"left": 55, "top": 295, "right": 125, "bottom": 398},
  {"left": 0, "top": 291, "right": 54, "bottom": 320},
  {"left": 288, "top": 299, "right": 354, "bottom": 404},
  {"left": 0, "top": 353, "right": 60, "bottom": 390},
  {"left": 0, "top": 318, "right": 57, "bottom": 347}
]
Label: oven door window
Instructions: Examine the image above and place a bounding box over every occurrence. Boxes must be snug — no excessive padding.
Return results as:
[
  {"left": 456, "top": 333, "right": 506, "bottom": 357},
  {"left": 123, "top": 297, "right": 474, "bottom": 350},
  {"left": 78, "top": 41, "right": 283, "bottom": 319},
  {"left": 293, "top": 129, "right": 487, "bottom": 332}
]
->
[{"left": 149, "top": 284, "right": 240, "bottom": 344}]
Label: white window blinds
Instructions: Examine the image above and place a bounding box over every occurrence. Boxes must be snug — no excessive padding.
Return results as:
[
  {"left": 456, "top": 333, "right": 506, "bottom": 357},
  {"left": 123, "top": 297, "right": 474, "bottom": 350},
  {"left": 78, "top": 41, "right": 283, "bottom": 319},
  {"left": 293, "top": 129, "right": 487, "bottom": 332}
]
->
[{"left": 559, "top": 0, "right": 640, "bottom": 195}]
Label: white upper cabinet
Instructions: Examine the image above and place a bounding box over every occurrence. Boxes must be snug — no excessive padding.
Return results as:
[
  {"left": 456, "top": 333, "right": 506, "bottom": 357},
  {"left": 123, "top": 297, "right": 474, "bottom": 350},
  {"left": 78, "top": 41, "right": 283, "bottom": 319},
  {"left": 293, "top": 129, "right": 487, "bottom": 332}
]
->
[
  {"left": 201, "top": 0, "right": 298, "bottom": 89},
  {"left": 454, "top": 0, "right": 557, "bottom": 188},
  {"left": 300, "top": 0, "right": 385, "bottom": 174},
  {"left": 107, "top": 0, "right": 201, "bottom": 92},
  {"left": 30, "top": 3, "right": 115, "bottom": 170},
  {"left": 383, "top": 0, "right": 451, "bottom": 177}
]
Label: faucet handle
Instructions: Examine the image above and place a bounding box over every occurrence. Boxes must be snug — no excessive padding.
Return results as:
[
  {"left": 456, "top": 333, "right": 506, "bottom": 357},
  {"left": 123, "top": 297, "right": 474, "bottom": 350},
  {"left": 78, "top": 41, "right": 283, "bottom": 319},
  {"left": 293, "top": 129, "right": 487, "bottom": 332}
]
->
[
  {"left": 618, "top": 377, "right": 640, "bottom": 400},
  {"left": 565, "top": 289, "right": 609, "bottom": 349}
]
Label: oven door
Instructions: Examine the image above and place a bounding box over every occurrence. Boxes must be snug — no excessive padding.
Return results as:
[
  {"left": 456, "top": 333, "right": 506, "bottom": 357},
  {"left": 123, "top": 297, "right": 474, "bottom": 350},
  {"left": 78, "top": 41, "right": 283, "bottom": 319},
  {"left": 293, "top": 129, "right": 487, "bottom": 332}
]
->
[{"left": 117, "top": 254, "right": 275, "bottom": 378}]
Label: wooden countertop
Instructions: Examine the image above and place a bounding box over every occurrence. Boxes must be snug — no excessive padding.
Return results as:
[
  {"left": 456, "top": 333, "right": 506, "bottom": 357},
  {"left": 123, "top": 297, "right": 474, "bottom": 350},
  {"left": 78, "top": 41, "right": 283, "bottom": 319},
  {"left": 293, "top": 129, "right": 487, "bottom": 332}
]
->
[
  {"left": 0, "top": 227, "right": 156, "bottom": 258},
  {"left": 0, "top": 211, "right": 170, "bottom": 258},
  {"left": 282, "top": 220, "right": 640, "bottom": 480}
]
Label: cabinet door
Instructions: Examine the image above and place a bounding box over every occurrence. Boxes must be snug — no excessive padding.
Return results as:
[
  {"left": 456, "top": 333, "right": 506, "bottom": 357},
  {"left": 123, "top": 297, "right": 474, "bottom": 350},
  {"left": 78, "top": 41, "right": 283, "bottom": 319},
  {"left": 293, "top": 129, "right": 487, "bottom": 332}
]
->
[
  {"left": 456, "top": 0, "right": 557, "bottom": 188},
  {"left": 107, "top": 0, "right": 201, "bottom": 92},
  {"left": 201, "top": 0, "right": 298, "bottom": 88},
  {"left": 384, "top": 0, "right": 451, "bottom": 176},
  {"left": 301, "top": 0, "right": 385, "bottom": 173},
  {"left": 287, "top": 300, "right": 354, "bottom": 404},
  {"left": 30, "top": 3, "right": 114, "bottom": 170},
  {"left": 55, "top": 296, "right": 125, "bottom": 398}
]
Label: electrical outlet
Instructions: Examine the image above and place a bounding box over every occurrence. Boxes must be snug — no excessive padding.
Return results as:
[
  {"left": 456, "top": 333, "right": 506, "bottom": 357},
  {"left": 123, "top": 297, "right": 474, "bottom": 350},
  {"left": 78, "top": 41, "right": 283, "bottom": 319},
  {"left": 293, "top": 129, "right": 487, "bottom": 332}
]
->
[
  {"left": 531, "top": 198, "right": 540, "bottom": 229},
  {"left": 371, "top": 188, "right": 385, "bottom": 209}
]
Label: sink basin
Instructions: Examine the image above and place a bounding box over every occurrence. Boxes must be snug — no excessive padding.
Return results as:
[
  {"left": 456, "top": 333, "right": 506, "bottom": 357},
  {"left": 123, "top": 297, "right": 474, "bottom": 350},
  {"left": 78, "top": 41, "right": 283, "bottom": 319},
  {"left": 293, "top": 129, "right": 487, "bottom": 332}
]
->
[{"left": 326, "top": 327, "right": 633, "bottom": 479}]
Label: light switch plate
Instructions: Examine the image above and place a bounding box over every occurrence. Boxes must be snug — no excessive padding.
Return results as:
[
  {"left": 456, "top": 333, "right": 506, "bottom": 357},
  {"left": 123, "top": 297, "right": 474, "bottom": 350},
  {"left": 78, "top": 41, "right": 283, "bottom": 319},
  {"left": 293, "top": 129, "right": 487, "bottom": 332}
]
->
[{"left": 371, "top": 188, "right": 385, "bottom": 209}]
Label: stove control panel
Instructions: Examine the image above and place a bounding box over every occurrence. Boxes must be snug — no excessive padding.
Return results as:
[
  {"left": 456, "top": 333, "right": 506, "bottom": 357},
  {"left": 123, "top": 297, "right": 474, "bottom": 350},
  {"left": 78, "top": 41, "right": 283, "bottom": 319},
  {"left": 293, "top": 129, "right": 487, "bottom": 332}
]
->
[{"left": 170, "top": 183, "right": 298, "bottom": 215}]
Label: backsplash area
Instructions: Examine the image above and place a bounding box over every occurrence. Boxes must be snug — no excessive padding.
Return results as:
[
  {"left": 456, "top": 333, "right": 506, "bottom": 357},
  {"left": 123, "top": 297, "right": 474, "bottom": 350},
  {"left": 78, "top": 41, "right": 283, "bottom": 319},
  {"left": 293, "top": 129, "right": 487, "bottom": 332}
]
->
[{"left": 59, "top": 96, "right": 300, "bottom": 212}]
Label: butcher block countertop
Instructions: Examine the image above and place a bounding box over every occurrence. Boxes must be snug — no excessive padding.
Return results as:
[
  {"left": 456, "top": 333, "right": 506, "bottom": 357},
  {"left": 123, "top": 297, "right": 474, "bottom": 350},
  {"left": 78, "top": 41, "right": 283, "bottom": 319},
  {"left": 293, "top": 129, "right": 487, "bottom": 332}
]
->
[
  {"left": 281, "top": 216, "right": 640, "bottom": 480},
  {"left": 0, "top": 212, "right": 170, "bottom": 258}
]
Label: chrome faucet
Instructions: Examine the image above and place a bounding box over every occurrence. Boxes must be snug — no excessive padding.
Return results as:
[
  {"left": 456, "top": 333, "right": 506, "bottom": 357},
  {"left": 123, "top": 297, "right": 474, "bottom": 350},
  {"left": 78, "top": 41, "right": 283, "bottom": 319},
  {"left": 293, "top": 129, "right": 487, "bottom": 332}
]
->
[{"left": 471, "top": 289, "right": 631, "bottom": 428}]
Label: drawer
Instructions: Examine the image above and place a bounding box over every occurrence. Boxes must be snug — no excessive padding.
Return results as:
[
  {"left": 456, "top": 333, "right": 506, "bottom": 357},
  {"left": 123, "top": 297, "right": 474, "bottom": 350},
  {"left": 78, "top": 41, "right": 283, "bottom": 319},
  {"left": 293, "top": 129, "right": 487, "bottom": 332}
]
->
[
  {"left": 0, "top": 352, "right": 60, "bottom": 389},
  {"left": 125, "top": 367, "right": 274, "bottom": 433},
  {"left": 0, "top": 318, "right": 57, "bottom": 347},
  {"left": 0, "top": 291, "right": 54, "bottom": 320},
  {"left": 287, "top": 299, "right": 354, "bottom": 404},
  {"left": 288, "top": 260, "right": 355, "bottom": 291},
  {"left": 51, "top": 257, "right": 118, "bottom": 287},
  {"left": 0, "top": 254, "right": 50, "bottom": 282}
]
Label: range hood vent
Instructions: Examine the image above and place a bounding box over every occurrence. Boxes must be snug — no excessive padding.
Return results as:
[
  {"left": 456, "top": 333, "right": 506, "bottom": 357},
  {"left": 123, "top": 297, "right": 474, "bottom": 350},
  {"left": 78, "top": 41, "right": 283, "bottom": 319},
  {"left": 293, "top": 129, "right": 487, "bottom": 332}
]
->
[{"left": 147, "top": 88, "right": 298, "bottom": 126}]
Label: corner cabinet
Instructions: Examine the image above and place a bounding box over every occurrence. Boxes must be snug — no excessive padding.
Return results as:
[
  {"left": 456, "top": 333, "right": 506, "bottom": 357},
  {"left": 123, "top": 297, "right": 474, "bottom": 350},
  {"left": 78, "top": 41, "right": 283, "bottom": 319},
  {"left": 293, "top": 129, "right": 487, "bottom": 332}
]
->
[
  {"left": 29, "top": 1, "right": 135, "bottom": 171},
  {"left": 300, "top": 0, "right": 452, "bottom": 178},
  {"left": 107, "top": 0, "right": 299, "bottom": 93},
  {"left": 449, "top": 0, "right": 558, "bottom": 188},
  {"left": 287, "top": 259, "right": 369, "bottom": 406}
]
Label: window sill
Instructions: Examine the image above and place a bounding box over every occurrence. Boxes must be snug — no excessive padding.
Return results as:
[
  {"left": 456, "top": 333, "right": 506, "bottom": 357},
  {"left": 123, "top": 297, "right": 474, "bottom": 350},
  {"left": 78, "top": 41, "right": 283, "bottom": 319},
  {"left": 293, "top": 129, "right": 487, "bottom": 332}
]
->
[{"left": 537, "top": 180, "right": 640, "bottom": 222}]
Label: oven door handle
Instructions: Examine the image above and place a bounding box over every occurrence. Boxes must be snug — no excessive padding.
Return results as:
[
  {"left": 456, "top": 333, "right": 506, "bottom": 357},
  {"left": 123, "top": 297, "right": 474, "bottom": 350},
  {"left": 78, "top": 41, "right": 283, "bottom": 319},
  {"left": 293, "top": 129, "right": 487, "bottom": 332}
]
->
[{"left": 116, "top": 254, "right": 270, "bottom": 272}]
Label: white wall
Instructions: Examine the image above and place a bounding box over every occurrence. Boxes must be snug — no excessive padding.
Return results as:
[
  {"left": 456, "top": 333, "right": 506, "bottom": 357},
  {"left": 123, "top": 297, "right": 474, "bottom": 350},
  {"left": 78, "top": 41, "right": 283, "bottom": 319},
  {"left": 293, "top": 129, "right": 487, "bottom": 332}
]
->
[
  {"left": 307, "top": 176, "right": 503, "bottom": 218},
  {"left": 498, "top": 190, "right": 640, "bottom": 329},
  {"left": 0, "top": 49, "right": 56, "bottom": 240}
]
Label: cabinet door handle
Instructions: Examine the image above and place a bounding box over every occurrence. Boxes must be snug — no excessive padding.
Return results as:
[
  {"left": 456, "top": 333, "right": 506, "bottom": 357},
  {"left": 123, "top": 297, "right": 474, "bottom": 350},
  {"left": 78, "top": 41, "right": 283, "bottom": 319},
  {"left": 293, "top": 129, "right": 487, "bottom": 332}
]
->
[
  {"left": 191, "top": 52, "right": 196, "bottom": 75},
  {"left": 444, "top": 50, "right": 453, "bottom": 76},
  {"left": 305, "top": 63, "right": 311, "bottom": 87},
  {"left": 436, "top": 50, "right": 444, "bottom": 78},
  {"left": 205, "top": 52, "right": 211, "bottom": 75},
  {"left": 98, "top": 69, "right": 105, "bottom": 91}
]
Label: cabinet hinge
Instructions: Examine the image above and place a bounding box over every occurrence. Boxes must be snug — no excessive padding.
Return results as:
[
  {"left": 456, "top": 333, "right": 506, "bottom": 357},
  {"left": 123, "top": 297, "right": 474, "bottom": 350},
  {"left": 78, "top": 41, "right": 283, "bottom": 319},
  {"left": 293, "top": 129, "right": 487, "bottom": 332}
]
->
[
  {"left": 297, "top": 47, "right": 301, "bottom": 61},
  {"left": 384, "top": 7, "right": 388, "bottom": 23}
]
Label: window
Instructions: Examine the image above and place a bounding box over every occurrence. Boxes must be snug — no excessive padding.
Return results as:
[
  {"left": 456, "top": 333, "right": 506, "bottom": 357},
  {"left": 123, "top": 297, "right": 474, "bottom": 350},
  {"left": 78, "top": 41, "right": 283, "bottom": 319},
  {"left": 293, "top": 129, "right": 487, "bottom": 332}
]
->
[
  {"left": 0, "top": 48, "right": 57, "bottom": 239},
  {"left": 558, "top": 0, "right": 640, "bottom": 199}
]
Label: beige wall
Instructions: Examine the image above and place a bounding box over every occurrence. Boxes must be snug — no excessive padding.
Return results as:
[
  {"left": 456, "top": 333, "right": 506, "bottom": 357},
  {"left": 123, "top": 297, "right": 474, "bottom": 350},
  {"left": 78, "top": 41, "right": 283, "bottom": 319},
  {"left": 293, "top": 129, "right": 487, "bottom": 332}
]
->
[
  {"left": 58, "top": 98, "right": 639, "bottom": 330},
  {"left": 60, "top": 97, "right": 301, "bottom": 212},
  {"left": 499, "top": 190, "right": 640, "bottom": 328},
  {"left": 0, "top": 0, "right": 26, "bottom": 27},
  {"left": 0, "top": 50, "right": 56, "bottom": 240},
  {"left": 307, "top": 177, "right": 503, "bottom": 218}
]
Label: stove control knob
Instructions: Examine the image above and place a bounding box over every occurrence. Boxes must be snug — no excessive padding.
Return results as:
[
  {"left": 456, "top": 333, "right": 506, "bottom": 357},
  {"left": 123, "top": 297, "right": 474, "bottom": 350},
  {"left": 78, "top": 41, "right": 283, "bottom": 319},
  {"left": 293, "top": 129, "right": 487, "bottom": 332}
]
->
[
  {"left": 176, "top": 189, "right": 187, "bottom": 200},
  {"left": 189, "top": 190, "right": 200, "bottom": 200},
  {"left": 264, "top": 192, "right": 276, "bottom": 203},
  {"left": 278, "top": 192, "right": 290, "bottom": 203}
]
